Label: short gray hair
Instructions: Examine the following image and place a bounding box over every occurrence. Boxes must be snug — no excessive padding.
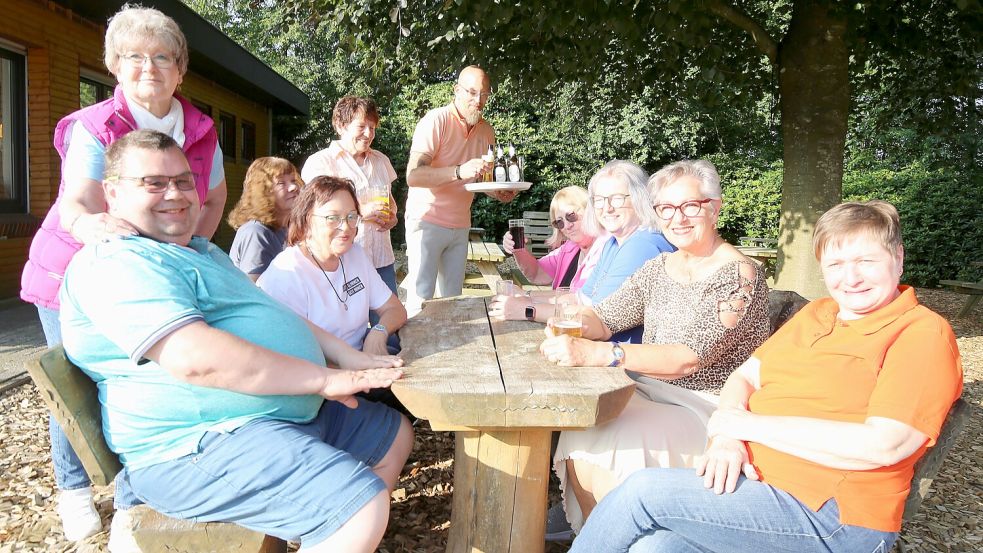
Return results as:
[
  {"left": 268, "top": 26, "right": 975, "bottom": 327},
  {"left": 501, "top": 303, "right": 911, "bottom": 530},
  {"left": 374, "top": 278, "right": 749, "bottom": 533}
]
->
[
  {"left": 104, "top": 4, "right": 189, "bottom": 76},
  {"left": 649, "top": 159, "right": 722, "bottom": 201},
  {"left": 583, "top": 160, "right": 659, "bottom": 236}
]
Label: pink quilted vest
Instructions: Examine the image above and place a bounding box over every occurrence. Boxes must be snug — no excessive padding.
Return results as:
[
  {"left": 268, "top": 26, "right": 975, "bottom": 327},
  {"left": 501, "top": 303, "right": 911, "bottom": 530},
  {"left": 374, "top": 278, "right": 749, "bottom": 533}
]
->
[{"left": 20, "top": 85, "right": 218, "bottom": 309}]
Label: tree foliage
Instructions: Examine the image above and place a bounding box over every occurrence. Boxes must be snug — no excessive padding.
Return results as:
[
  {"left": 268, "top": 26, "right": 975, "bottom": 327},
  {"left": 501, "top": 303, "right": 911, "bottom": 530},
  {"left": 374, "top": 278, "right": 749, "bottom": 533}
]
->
[
  {"left": 186, "top": 0, "right": 981, "bottom": 288},
  {"left": 287, "top": 0, "right": 981, "bottom": 297}
]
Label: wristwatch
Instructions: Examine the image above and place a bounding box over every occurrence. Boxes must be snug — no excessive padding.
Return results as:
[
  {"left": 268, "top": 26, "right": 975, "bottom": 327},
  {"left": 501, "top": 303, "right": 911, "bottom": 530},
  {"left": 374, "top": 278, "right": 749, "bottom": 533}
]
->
[
  {"left": 370, "top": 323, "right": 388, "bottom": 335},
  {"left": 524, "top": 305, "right": 536, "bottom": 321},
  {"left": 609, "top": 342, "right": 626, "bottom": 367}
]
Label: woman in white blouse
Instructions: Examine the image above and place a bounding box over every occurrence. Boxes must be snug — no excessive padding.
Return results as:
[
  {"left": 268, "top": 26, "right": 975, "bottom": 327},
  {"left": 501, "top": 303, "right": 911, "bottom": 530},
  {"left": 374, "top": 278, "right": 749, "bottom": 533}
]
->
[{"left": 301, "top": 96, "right": 400, "bottom": 296}]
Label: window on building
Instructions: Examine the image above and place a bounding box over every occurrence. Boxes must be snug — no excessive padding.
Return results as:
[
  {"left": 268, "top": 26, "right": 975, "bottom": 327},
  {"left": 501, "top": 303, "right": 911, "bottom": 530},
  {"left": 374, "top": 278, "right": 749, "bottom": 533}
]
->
[
  {"left": 219, "top": 112, "right": 235, "bottom": 161},
  {"left": 79, "top": 77, "right": 112, "bottom": 108},
  {"left": 190, "top": 99, "right": 211, "bottom": 118},
  {"left": 241, "top": 120, "right": 256, "bottom": 161},
  {"left": 0, "top": 47, "right": 26, "bottom": 213}
]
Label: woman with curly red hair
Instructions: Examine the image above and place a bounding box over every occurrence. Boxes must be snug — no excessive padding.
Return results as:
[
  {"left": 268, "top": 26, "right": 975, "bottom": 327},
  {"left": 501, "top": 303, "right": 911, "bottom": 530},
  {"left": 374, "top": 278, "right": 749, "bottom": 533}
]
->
[{"left": 229, "top": 156, "right": 302, "bottom": 281}]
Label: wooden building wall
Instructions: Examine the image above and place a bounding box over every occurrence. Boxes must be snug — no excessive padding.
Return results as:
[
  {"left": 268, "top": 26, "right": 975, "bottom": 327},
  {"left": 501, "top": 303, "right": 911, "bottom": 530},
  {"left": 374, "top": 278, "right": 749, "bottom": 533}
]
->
[{"left": 0, "top": 0, "right": 273, "bottom": 299}]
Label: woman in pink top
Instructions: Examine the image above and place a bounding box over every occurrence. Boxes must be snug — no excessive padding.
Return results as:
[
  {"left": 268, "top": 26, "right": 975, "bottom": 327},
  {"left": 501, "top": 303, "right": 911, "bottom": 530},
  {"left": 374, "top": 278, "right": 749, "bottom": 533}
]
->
[{"left": 490, "top": 186, "right": 600, "bottom": 322}]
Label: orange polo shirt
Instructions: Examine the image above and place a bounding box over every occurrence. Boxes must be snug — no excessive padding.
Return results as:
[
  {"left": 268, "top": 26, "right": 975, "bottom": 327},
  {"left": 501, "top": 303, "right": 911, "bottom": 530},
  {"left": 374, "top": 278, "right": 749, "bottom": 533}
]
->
[
  {"left": 748, "top": 286, "right": 962, "bottom": 532},
  {"left": 406, "top": 103, "right": 496, "bottom": 229}
]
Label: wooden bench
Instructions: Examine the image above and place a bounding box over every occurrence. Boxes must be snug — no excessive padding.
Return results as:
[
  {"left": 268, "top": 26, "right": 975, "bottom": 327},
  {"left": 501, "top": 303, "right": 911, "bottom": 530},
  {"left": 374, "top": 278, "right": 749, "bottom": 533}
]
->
[
  {"left": 893, "top": 398, "right": 971, "bottom": 552},
  {"left": 26, "top": 347, "right": 286, "bottom": 553},
  {"left": 939, "top": 279, "right": 982, "bottom": 318},
  {"left": 523, "top": 210, "right": 552, "bottom": 258}
]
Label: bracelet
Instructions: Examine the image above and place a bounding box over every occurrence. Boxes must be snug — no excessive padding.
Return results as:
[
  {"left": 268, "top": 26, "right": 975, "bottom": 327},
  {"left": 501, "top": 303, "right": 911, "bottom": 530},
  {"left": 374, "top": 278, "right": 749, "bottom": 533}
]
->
[{"left": 454, "top": 165, "right": 462, "bottom": 180}]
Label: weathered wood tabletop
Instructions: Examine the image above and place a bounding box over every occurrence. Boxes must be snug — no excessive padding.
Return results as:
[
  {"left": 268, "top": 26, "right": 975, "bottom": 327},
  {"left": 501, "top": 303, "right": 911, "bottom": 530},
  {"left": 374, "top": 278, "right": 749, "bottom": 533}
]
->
[{"left": 393, "top": 296, "right": 635, "bottom": 553}]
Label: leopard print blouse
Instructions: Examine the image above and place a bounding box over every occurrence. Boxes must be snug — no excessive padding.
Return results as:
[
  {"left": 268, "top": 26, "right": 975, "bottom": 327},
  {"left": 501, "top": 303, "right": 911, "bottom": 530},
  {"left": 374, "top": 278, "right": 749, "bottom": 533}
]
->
[{"left": 593, "top": 255, "right": 770, "bottom": 394}]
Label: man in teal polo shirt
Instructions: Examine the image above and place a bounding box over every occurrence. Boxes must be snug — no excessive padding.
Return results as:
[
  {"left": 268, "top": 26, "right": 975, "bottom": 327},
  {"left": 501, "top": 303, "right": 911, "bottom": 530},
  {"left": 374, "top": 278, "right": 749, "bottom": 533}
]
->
[{"left": 59, "top": 129, "right": 413, "bottom": 553}]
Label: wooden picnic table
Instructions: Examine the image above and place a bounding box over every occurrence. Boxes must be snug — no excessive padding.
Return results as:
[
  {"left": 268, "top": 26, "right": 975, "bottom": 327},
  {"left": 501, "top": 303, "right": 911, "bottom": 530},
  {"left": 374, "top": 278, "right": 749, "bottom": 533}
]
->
[
  {"left": 392, "top": 297, "right": 636, "bottom": 553},
  {"left": 940, "top": 260, "right": 983, "bottom": 317},
  {"left": 465, "top": 240, "right": 507, "bottom": 293},
  {"left": 735, "top": 236, "right": 778, "bottom": 265}
]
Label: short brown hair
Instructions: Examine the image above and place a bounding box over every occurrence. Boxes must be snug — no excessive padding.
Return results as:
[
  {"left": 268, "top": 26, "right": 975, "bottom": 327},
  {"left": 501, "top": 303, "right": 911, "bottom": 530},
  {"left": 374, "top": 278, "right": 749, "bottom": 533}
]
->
[
  {"left": 287, "top": 175, "right": 360, "bottom": 246},
  {"left": 813, "top": 200, "right": 903, "bottom": 259},
  {"left": 332, "top": 96, "right": 379, "bottom": 134},
  {"left": 227, "top": 157, "right": 301, "bottom": 230},
  {"left": 104, "top": 129, "right": 182, "bottom": 180}
]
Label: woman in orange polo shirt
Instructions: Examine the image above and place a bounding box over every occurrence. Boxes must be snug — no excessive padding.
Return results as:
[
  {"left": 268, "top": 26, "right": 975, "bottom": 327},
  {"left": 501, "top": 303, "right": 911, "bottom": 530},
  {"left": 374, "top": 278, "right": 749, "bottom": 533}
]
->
[{"left": 569, "top": 200, "right": 963, "bottom": 553}]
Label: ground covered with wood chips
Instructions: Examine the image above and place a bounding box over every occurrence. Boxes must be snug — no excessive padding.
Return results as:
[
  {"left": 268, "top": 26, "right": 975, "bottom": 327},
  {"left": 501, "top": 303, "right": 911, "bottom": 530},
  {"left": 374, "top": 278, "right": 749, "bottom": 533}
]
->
[{"left": 0, "top": 288, "right": 979, "bottom": 552}]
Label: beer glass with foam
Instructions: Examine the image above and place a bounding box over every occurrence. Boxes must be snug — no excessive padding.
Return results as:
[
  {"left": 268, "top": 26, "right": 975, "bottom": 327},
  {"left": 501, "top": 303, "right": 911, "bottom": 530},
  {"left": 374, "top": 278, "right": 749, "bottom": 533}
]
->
[{"left": 550, "top": 287, "right": 583, "bottom": 337}]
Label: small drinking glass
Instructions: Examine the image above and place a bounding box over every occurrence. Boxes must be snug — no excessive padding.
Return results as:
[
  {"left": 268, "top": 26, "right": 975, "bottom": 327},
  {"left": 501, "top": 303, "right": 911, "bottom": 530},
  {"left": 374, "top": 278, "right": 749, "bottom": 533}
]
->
[
  {"left": 496, "top": 279, "right": 517, "bottom": 297},
  {"left": 508, "top": 219, "right": 527, "bottom": 250}
]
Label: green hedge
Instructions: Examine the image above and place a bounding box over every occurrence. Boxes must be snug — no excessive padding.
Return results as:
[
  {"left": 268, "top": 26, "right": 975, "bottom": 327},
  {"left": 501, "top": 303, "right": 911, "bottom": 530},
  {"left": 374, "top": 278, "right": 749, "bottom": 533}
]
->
[{"left": 704, "top": 154, "right": 981, "bottom": 287}]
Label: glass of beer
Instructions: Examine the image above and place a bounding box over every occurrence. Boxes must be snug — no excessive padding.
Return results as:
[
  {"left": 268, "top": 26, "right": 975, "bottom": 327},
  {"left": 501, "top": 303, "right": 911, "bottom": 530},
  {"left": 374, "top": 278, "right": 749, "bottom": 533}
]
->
[
  {"left": 508, "top": 219, "right": 527, "bottom": 250},
  {"left": 550, "top": 288, "right": 583, "bottom": 337},
  {"left": 358, "top": 182, "right": 389, "bottom": 217}
]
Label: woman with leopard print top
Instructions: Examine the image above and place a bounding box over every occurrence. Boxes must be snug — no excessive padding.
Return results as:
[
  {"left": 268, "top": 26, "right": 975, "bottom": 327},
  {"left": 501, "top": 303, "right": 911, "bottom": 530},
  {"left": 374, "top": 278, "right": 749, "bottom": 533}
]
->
[{"left": 540, "top": 159, "right": 770, "bottom": 534}]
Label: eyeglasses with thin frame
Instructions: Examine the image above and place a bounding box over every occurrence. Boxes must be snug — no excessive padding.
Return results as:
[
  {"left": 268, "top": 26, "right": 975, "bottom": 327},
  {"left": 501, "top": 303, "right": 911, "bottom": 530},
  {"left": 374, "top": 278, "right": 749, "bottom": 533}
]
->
[
  {"left": 551, "top": 211, "right": 580, "bottom": 230},
  {"left": 313, "top": 211, "right": 361, "bottom": 229},
  {"left": 108, "top": 173, "right": 197, "bottom": 193},
  {"left": 653, "top": 198, "right": 715, "bottom": 220},
  {"left": 121, "top": 52, "right": 176, "bottom": 69},
  {"left": 457, "top": 85, "right": 492, "bottom": 100},
  {"left": 591, "top": 194, "right": 631, "bottom": 209}
]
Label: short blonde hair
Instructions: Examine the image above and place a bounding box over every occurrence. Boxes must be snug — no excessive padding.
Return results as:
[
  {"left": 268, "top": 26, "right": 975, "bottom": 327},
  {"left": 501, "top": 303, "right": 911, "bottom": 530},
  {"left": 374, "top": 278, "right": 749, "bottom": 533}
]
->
[
  {"left": 813, "top": 200, "right": 903, "bottom": 259},
  {"left": 104, "top": 5, "right": 189, "bottom": 76},
  {"left": 546, "top": 186, "right": 589, "bottom": 248}
]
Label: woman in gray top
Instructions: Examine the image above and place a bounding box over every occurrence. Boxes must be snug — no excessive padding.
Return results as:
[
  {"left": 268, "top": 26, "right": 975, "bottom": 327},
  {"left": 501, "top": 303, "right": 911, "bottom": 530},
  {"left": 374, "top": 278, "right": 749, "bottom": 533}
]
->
[{"left": 229, "top": 157, "right": 302, "bottom": 281}]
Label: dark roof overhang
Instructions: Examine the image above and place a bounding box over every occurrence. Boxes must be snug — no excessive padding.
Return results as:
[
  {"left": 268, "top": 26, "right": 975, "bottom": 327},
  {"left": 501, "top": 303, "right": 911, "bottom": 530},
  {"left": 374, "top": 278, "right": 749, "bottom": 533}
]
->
[{"left": 50, "top": 0, "right": 309, "bottom": 116}]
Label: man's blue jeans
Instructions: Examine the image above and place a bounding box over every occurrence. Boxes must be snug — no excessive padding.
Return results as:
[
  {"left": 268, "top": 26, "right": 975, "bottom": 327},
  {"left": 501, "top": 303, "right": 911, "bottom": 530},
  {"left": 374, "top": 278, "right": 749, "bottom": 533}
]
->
[
  {"left": 569, "top": 468, "right": 897, "bottom": 553},
  {"left": 38, "top": 306, "right": 141, "bottom": 508}
]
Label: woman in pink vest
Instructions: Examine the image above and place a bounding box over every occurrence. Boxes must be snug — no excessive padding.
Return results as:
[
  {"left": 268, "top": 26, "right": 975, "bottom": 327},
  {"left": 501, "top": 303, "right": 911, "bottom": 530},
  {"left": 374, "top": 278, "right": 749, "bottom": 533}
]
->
[{"left": 19, "top": 6, "right": 225, "bottom": 548}]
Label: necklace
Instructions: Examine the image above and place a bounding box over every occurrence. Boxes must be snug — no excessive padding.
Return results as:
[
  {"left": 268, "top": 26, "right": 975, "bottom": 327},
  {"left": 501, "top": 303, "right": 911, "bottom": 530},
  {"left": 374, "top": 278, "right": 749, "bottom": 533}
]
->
[{"left": 306, "top": 243, "right": 349, "bottom": 311}]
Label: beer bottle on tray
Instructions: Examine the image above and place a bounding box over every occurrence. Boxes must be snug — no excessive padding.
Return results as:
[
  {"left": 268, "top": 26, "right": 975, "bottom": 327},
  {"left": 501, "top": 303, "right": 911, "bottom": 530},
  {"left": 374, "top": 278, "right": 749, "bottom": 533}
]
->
[
  {"left": 494, "top": 145, "right": 508, "bottom": 182},
  {"left": 507, "top": 144, "right": 521, "bottom": 183}
]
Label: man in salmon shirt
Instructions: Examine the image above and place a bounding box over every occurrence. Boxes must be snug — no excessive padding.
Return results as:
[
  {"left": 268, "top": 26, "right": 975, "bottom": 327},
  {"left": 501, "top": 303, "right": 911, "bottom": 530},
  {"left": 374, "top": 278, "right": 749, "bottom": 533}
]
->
[{"left": 402, "top": 66, "right": 517, "bottom": 315}]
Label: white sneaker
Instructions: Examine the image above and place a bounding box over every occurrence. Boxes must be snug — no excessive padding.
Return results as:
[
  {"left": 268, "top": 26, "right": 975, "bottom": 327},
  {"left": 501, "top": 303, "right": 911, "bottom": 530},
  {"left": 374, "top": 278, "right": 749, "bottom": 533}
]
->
[
  {"left": 108, "top": 507, "right": 141, "bottom": 553},
  {"left": 56, "top": 487, "right": 102, "bottom": 541}
]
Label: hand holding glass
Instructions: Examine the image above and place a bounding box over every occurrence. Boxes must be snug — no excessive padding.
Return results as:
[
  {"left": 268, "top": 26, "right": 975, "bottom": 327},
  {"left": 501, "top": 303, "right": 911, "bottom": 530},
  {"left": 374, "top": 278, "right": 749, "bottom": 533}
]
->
[
  {"left": 508, "top": 219, "right": 527, "bottom": 250},
  {"left": 359, "top": 183, "right": 391, "bottom": 227}
]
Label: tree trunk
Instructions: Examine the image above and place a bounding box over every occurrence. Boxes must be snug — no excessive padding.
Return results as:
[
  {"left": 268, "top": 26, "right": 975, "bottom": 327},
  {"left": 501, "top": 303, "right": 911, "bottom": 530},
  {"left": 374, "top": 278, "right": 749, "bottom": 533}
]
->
[{"left": 772, "top": 1, "right": 850, "bottom": 299}]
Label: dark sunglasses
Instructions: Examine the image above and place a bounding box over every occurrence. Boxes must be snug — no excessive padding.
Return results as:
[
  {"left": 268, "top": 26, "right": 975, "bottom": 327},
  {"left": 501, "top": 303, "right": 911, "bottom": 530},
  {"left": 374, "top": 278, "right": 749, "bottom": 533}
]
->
[{"left": 551, "top": 212, "right": 580, "bottom": 230}]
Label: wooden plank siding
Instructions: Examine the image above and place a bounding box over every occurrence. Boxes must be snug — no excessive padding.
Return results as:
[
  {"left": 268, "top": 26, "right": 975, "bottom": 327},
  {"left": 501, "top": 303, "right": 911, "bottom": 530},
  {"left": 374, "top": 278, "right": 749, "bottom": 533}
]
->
[{"left": 0, "top": 0, "right": 275, "bottom": 298}]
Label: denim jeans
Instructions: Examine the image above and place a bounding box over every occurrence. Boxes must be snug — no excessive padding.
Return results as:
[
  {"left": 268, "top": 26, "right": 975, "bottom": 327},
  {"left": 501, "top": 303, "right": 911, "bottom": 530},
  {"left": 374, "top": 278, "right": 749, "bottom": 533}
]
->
[
  {"left": 37, "top": 306, "right": 141, "bottom": 508},
  {"left": 569, "top": 468, "right": 897, "bottom": 553},
  {"left": 373, "top": 263, "right": 401, "bottom": 353}
]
